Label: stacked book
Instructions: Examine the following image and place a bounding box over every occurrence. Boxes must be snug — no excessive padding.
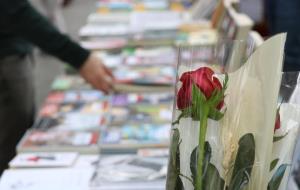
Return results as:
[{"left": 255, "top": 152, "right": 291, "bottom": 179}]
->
[{"left": 17, "top": 76, "right": 108, "bottom": 154}]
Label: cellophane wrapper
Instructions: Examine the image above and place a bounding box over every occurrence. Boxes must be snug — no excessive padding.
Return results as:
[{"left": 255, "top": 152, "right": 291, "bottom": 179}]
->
[{"left": 166, "top": 34, "right": 289, "bottom": 190}]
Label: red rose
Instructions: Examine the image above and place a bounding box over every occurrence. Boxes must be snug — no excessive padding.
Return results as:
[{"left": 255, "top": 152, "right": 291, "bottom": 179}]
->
[
  {"left": 177, "top": 67, "right": 224, "bottom": 110},
  {"left": 274, "top": 109, "right": 280, "bottom": 132}
]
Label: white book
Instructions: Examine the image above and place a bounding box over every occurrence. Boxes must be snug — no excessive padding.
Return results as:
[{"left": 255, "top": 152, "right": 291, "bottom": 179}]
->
[
  {"left": 90, "top": 155, "right": 167, "bottom": 190},
  {"left": 73, "top": 155, "right": 100, "bottom": 169},
  {"left": 0, "top": 168, "right": 93, "bottom": 190},
  {"left": 9, "top": 152, "right": 78, "bottom": 168},
  {"left": 87, "top": 13, "right": 130, "bottom": 25}
]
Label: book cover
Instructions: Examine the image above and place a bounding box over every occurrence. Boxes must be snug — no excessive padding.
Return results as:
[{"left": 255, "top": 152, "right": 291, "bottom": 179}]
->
[
  {"left": 9, "top": 152, "right": 78, "bottom": 168},
  {"left": 110, "top": 104, "right": 173, "bottom": 125},
  {"left": 0, "top": 168, "right": 94, "bottom": 190},
  {"left": 114, "top": 66, "right": 175, "bottom": 86},
  {"left": 90, "top": 154, "right": 167, "bottom": 189},
  {"left": 100, "top": 123, "right": 171, "bottom": 151},
  {"left": 51, "top": 75, "right": 91, "bottom": 91},
  {"left": 17, "top": 130, "right": 100, "bottom": 154},
  {"left": 111, "top": 93, "right": 174, "bottom": 107}
]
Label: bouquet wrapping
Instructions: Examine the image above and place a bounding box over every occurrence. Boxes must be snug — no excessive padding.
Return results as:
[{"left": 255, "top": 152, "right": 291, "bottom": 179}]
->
[{"left": 166, "top": 34, "right": 299, "bottom": 190}]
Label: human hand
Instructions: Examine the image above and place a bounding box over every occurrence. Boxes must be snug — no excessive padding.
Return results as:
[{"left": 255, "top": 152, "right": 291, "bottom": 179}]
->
[{"left": 79, "top": 53, "right": 114, "bottom": 94}]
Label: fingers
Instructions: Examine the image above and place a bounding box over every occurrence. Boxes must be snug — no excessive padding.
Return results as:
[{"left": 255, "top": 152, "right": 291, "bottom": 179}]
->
[
  {"left": 80, "top": 54, "right": 115, "bottom": 94},
  {"left": 103, "top": 66, "right": 114, "bottom": 79},
  {"left": 93, "top": 71, "right": 113, "bottom": 94},
  {"left": 87, "top": 75, "right": 111, "bottom": 94},
  {"left": 90, "top": 70, "right": 114, "bottom": 94}
]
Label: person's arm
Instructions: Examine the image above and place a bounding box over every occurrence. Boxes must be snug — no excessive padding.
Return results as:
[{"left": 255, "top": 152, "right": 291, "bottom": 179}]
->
[{"left": 0, "top": 0, "right": 114, "bottom": 93}]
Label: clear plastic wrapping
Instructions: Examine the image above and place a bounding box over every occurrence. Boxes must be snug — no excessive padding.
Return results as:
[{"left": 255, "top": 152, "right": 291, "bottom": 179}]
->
[{"left": 166, "top": 34, "right": 290, "bottom": 190}]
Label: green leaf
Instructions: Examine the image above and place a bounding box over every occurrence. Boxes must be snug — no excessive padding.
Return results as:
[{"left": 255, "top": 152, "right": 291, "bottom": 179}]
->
[
  {"left": 273, "top": 133, "right": 288, "bottom": 142},
  {"left": 208, "top": 108, "right": 225, "bottom": 121},
  {"left": 268, "top": 164, "right": 288, "bottom": 190},
  {"left": 166, "top": 128, "right": 182, "bottom": 190},
  {"left": 175, "top": 176, "right": 184, "bottom": 190},
  {"left": 171, "top": 129, "right": 180, "bottom": 167},
  {"left": 203, "top": 142, "right": 212, "bottom": 178},
  {"left": 203, "top": 163, "right": 225, "bottom": 190},
  {"left": 190, "top": 142, "right": 212, "bottom": 185},
  {"left": 270, "top": 159, "right": 279, "bottom": 171},
  {"left": 190, "top": 146, "right": 198, "bottom": 185},
  {"left": 228, "top": 133, "right": 255, "bottom": 190}
]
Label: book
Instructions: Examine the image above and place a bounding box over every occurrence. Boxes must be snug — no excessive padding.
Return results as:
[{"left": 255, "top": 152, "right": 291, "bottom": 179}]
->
[
  {"left": 39, "top": 101, "right": 109, "bottom": 116},
  {"left": 34, "top": 114, "right": 107, "bottom": 132},
  {"left": 80, "top": 38, "right": 127, "bottom": 50},
  {"left": 122, "top": 46, "right": 176, "bottom": 66},
  {"left": 45, "top": 90, "right": 106, "bottom": 104},
  {"left": 111, "top": 93, "right": 174, "bottom": 107},
  {"left": 97, "top": 46, "right": 176, "bottom": 68},
  {"left": 73, "top": 155, "right": 100, "bottom": 169},
  {"left": 79, "top": 24, "right": 130, "bottom": 38},
  {"left": 110, "top": 104, "right": 173, "bottom": 125},
  {"left": 35, "top": 101, "right": 109, "bottom": 131},
  {"left": 17, "top": 130, "right": 100, "bottom": 154},
  {"left": 90, "top": 154, "right": 167, "bottom": 189},
  {"left": 189, "top": 0, "right": 218, "bottom": 20},
  {"left": 137, "top": 148, "right": 169, "bottom": 157},
  {"left": 114, "top": 83, "right": 174, "bottom": 93},
  {"left": 100, "top": 123, "right": 171, "bottom": 152},
  {"left": 216, "top": 5, "right": 254, "bottom": 72},
  {"left": 218, "top": 4, "right": 253, "bottom": 40},
  {"left": 0, "top": 168, "right": 93, "bottom": 190},
  {"left": 9, "top": 152, "right": 78, "bottom": 168},
  {"left": 114, "top": 66, "right": 176, "bottom": 86},
  {"left": 51, "top": 75, "right": 91, "bottom": 91},
  {"left": 130, "top": 11, "right": 183, "bottom": 32},
  {"left": 87, "top": 12, "right": 130, "bottom": 25},
  {"left": 95, "top": 51, "right": 123, "bottom": 69},
  {"left": 245, "top": 31, "right": 264, "bottom": 59}
]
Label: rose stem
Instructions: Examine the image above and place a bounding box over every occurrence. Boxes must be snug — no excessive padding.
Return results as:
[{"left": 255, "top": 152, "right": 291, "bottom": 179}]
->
[{"left": 195, "top": 106, "right": 209, "bottom": 190}]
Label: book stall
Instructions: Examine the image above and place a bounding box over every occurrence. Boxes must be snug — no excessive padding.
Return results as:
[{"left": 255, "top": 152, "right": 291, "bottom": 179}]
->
[{"left": 1, "top": 0, "right": 300, "bottom": 190}]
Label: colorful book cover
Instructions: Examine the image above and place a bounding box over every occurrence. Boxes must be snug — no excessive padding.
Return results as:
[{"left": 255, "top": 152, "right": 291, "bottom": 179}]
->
[
  {"left": 111, "top": 93, "right": 174, "bottom": 106},
  {"left": 114, "top": 66, "right": 175, "bottom": 86},
  {"left": 101, "top": 123, "right": 170, "bottom": 151},
  {"left": 110, "top": 104, "right": 173, "bottom": 125},
  {"left": 18, "top": 130, "right": 100, "bottom": 154}
]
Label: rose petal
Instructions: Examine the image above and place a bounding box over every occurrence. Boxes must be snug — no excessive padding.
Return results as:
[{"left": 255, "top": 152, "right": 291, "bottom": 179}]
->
[
  {"left": 177, "top": 83, "right": 192, "bottom": 109},
  {"left": 177, "top": 67, "right": 224, "bottom": 110},
  {"left": 193, "top": 67, "right": 214, "bottom": 77},
  {"left": 212, "top": 76, "right": 222, "bottom": 90},
  {"left": 274, "top": 112, "right": 281, "bottom": 131}
]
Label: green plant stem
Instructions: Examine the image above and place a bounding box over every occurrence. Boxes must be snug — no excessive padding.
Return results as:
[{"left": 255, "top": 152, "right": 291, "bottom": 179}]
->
[{"left": 195, "top": 106, "right": 209, "bottom": 190}]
